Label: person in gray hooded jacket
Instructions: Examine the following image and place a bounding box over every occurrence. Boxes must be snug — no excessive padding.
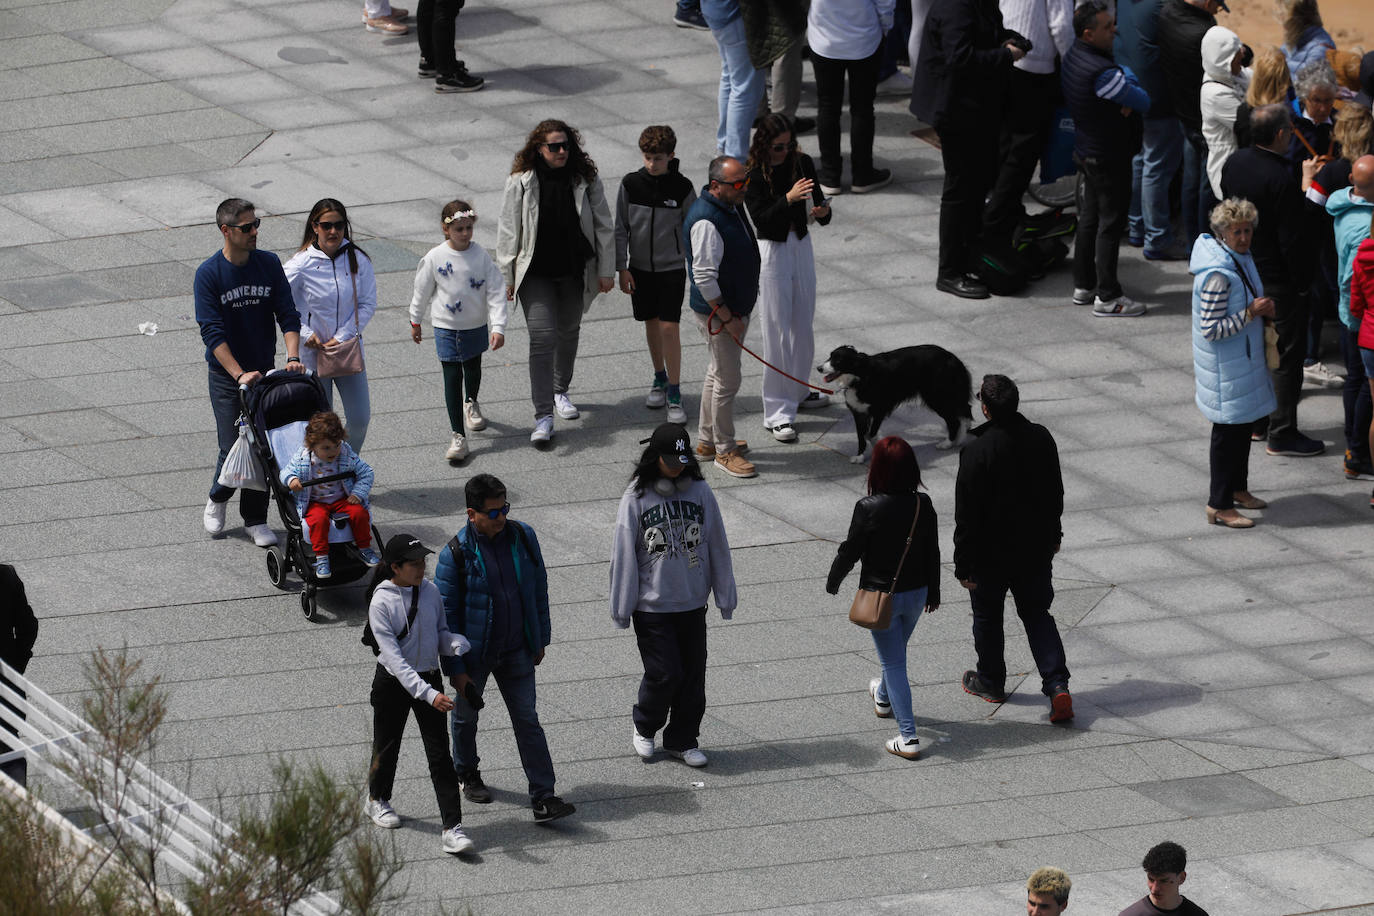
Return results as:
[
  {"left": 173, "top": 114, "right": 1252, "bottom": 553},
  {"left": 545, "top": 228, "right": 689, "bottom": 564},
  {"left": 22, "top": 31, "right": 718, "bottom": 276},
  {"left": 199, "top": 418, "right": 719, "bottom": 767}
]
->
[{"left": 610, "top": 423, "right": 736, "bottom": 768}]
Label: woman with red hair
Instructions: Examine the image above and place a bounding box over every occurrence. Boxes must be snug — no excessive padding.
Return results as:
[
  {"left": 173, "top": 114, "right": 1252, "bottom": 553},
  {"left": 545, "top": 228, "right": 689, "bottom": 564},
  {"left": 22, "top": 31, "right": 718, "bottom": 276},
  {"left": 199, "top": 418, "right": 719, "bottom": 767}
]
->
[{"left": 825, "top": 436, "right": 941, "bottom": 759}]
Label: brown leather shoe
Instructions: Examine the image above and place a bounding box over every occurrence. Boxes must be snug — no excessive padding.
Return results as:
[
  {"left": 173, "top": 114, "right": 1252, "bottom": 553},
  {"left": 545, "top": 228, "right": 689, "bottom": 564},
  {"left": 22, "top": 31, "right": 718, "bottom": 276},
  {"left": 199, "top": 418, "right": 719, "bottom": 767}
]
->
[
  {"left": 364, "top": 15, "right": 408, "bottom": 33},
  {"left": 695, "top": 440, "right": 748, "bottom": 459},
  {"left": 713, "top": 450, "right": 757, "bottom": 478},
  {"left": 1206, "top": 506, "right": 1255, "bottom": 528}
]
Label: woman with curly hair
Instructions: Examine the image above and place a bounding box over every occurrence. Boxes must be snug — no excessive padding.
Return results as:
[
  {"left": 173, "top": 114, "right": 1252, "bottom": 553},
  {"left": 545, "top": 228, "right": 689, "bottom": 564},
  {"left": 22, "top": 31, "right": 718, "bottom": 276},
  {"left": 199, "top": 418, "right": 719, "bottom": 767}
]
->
[
  {"left": 743, "top": 114, "right": 832, "bottom": 442},
  {"left": 497, "top": 119, "right": 614, "bottom": 445}
]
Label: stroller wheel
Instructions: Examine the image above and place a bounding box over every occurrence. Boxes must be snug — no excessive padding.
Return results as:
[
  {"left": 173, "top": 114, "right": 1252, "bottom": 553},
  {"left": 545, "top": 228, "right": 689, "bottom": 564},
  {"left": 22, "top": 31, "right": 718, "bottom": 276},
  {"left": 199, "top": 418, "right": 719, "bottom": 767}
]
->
[
  {"left": 301, "top": 585, "right": 317, "bottom": 621},
  {"left": 266, "top": 547, "right": 288, "bottom": 590}
]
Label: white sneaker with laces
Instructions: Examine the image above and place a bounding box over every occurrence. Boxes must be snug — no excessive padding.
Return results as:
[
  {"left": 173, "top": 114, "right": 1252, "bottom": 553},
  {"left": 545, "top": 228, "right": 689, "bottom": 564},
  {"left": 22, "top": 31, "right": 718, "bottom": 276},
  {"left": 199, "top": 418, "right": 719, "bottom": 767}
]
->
[
  {"left": 244, "top": 524, "right": 278, "bottom": 547},
  {"left": 1303, "top": 361, "right": 1344, "bottom": 389},
  {"left": 530, "top": 415, "right": 554, "bottom": 444},
  {"left": 1092, "top": 294, "right": 1146, "bottom": 317},
  {"left": 868, "top": 676, "right": 892, "bottom": 718},
  {"left": 441, "top": 824, "right": 475, "bottom": 855},
  {"left": 464, "top": 399, "right": 487, "bottom": 431},
  {"left": 445, "top": 433, "right": 469, "bottom": 461},
  {"left": 666, "top": 747, "right": 708, "bottom": 767},
  {"left": 553, "top": 392, "right": 579, "bottom": 419},
  {"left": 885, "top": 734, "right": 920, "bottom": 760},
  {"left": 645, "top": 385, "right": 667, "bottom": 409},
  {"left": 203, "top": 498, "right": 226, "bottom": 535},
  {"left": 632, "top": 729, "right": 655, "bottom": 760},
  {"left": 364, "top": 797, "right": 401, "bottom": 829},
  {"left": 666, "top": 400, "right": 687, "bottom": 425}
]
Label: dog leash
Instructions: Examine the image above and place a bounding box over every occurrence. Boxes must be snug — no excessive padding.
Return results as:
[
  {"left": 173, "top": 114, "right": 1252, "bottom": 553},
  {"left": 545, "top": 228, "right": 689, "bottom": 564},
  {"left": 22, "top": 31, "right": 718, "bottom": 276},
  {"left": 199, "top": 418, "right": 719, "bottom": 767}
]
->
[{"left": 706, "top": 302, "right": 835, "bottom": 395}]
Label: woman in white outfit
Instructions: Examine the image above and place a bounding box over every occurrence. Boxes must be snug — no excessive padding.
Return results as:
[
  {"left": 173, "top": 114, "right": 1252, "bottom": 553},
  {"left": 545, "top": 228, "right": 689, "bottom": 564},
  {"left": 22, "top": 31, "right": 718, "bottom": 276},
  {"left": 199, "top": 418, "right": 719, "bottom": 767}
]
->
[
  {"left": 284, "top": 198, "right": 376, "bottom": 451},
  {"left": 743, "top": 114, "right": 832, "bottom": 442}
]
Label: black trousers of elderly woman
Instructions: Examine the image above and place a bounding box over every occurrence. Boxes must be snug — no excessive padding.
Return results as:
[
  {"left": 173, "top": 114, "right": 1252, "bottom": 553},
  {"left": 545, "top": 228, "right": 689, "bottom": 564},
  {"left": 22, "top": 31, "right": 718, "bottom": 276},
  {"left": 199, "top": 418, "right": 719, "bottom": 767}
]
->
[{"left": 1209, "top": 422, "right": 1252, "bottom": 511}]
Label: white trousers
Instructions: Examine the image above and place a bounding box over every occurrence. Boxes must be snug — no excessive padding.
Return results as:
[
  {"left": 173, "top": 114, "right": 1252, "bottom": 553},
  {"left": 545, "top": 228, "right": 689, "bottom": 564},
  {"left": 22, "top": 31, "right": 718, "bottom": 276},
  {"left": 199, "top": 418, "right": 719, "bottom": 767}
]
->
[{"left": 757, "top": 231, "right": 817, "bottom": 427}]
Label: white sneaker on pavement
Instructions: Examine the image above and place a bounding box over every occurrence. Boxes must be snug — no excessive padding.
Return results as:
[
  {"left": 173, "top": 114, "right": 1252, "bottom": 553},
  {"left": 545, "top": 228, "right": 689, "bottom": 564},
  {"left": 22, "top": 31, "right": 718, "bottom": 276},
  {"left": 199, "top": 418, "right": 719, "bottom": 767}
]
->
[
  {"left": 445, "top": 433, "right": 469, "bottom": 461},
  {"left": 364, "top": 797, "right": 400, "bottom": 829},
  {"left": 1092, "top": 294, "right": 1146, "bottom": 317},
  {"left": 203, "top": 498, "right": 226, "bottom": 535},
  {"left": 553, "top": 392, "right": 579, "bottom": 419},
  {"left": 441, "top": 824, "right": 475, "bottom": 855},
  {"left": 1303, "top": 361, "right": 1343, "bottom": 389},
  {"left": 632, "top": 729, "right": 655, "bottom": 760},
  {"left": 464, "top": 399, "right": 487, "bottom": 431},
  {"left": 244, "top": 524, "right": 278, "bottom": 547},
  {"left": 666, "top": 400, "right": 687, "bottom": 425},
  {"left": 530, "top": 415, "right": 554, "bottom": 444},
  {"left": 666, "top": 747, "right": 708, "bottom": 767}
]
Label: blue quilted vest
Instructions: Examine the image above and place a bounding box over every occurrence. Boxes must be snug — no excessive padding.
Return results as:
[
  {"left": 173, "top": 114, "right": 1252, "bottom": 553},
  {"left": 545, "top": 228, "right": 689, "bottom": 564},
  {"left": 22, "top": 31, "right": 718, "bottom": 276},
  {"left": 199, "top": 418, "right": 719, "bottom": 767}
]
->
[
  {"left": 1190, "top": 235, "right": 1277, "bottom": 425},
  {"left": 684, "top": 189, "right": 760, "bottom": 317}
]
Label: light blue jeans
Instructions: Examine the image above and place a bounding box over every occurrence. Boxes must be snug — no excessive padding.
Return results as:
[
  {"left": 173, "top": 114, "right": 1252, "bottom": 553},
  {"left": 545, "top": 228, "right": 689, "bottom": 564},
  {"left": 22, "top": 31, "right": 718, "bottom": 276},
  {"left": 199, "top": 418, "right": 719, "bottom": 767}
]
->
[
  {"left": 870, "top": 586, "right": 926, "bottom": 740},
  {"left": 320, "top": 370, "right": 371, "bottom": 453},
  {"left": 710, "top": 15, "right": 765, "bottom": 160},
  {"left": 1128, "top": 116, "right": 1183, "bottom": 250}
]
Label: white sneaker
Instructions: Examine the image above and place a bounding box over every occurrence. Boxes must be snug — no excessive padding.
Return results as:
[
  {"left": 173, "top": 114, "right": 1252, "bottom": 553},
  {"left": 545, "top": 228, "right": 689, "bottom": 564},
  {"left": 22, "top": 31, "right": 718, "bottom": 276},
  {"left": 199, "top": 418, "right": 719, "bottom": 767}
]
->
[
  {"left": 441, "top": 824, "right": 475, "bottom": 855},
  {"left": 1303, "top": 361, "right": 1344, "bottom": 389},
  {"left": 464, "top": 399, "right": 487, "bottom": 431},
  {"left": 203, "top": 498, "right": 226, "bottom": 535},
  {"left": 769, "top": 422, "right": 798, "bottom": 442},
  {"left": 1092, "top": 294, "right": 1146, "bottom": 317},
  {"left": 885, "top": 734, "right": 920, "bottom": 760},
  {"left": 1071, "top": 287, "right": 1094, "bottom": 306},
  {"left": 632, "top": 729, "right": 655, "bottom": 760},
  {"left": 666, "top": 747, "right": 708, "bottom": 768},
  {"left": 666, "top": 400, "right": 687, "bottom": 425},
  {"left": 645, "top": 384, "right": 667, "bottom": 409},
  {"left": 530, "top": 415, "right": 554, "bottom": 444},
  {"left": 868, "top": 676, "right": 892, "bottom": 719},
  {"left": 553, "top": 392, "right": 579, "bottom": 419},
  {"left": 244, "top": 524, "right": 278, "bottom": 547},
  {"left": 876, "top": 69, "right": 914, "bottom": 96},
  {"left": 364, "top": 797, "right": 400, "bottom": 829},
  {"left": 445, "top": 433, "right": 469, "bottom": 461}
]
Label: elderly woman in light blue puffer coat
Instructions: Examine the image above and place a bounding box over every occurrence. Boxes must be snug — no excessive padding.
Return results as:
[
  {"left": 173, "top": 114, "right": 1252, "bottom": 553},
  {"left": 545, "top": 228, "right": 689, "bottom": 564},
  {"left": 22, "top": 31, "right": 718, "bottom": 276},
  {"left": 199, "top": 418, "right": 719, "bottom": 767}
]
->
[{"left": 1191, "top": 198, "right": 1278, "bottom": 529}]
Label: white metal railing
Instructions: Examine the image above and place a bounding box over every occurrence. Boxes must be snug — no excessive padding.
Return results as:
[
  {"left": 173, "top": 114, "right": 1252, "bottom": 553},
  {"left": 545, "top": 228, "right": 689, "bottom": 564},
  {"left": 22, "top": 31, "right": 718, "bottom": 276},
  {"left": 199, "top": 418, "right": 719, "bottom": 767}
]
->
[{"left": 0, "top": 659, "right": 338, "bottom": 915}]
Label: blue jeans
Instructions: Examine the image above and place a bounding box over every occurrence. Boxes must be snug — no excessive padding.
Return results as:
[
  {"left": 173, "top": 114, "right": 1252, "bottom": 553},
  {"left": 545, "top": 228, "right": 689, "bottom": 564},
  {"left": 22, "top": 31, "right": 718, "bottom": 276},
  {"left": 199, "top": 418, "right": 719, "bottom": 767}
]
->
[
  {"left": 320, "top": 370, "right": 371, "bottom": 453},
  {"left": 709, "top": 15, "right": 765, "bottom": 159},
  {"left": 1129, "top": 116, "right": 1183, "bottom": 250},
  {"left": 207, "top": 368, "right": 268, "bottom": 525},
  {"left": 969, "top": 563, "right": 1069, "bottom": 696},
  {"left": 450, "top": 647, "right": 557, "bottom": 803},
  {"left": 869, "top": 587, "right": 926, "bottom": 739}
]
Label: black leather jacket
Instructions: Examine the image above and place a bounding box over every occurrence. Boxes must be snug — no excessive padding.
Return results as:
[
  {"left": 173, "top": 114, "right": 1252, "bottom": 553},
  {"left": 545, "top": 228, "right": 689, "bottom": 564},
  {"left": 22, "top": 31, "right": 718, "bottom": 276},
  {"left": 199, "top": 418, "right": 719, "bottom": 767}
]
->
[{"left": 827, "top": 491, "right": 941, "bottom": 606}]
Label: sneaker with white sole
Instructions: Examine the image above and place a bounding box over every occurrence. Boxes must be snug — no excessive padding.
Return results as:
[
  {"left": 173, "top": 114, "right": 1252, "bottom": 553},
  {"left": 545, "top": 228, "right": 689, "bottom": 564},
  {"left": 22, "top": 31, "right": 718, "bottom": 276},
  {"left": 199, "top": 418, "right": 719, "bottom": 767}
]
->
[
  {"left": 441, "top": 824, "right": 475, "bottom": 854},
  {"left": 632, "top": 729, "right": 655, "bottom": 760},
  {"left": 364, "top": 797, "right": 400, "bottom": 829},
  {"left": 314, "top": 556, "right": 332, "bottom": 579},
  {"left": 1071, "top": 287, "right": 1094, "bottom": 306},
  {"left": 530, "top": 415, "right": 554, "bottom": 444},
  {"left": 851, "top": 169, "right": 892, "bottom": 194},
  {"left": 885, "top": 735, "right": 920, "bottom": 760},
  {"left": 769, "top": 422, "right": 798, "bottom": 442},
  {"left": 359, "top": 547, "right": 381, "bottom": 567},
  {"left": 1303, "top": 360, "right": 1343, "bottom": 389},
  {"left": 1092, "top": 294, "right": 1146, "bottom": 317},
  {"left": 203, "top": 498, "right": 227, "bottom": 535},
  {"left": 798, "top": 391, "right": 829, "bottom": 410},
  {"left": 445, "top": 433, "right": 469, "bottom": 461},
  {"left": 646, "top": 382, "right": 667, "bottom": 409},
  {"left": 819, "top": 182, "right": 843, "bottom": 197},
  {"left": 868, "top": 676, "right": 892, "bottom": 718},
  {"left": 553, "top": 392, "right": 579, "bottom": 419},
  {"left": 876, "top": 69, "right": 914, "bottom": 96},
  {"left": 665, "top": 747, "right": 708, "bottom": 767},
  {"left": 666, "top": 398, "right": 687, "bottom": 425},
  {"left": 714, "top": 450, "right": 757, "bottom": 478},
  {"left": 244, "top": 524, "right": 278, "bottom": 547},
  {"left": 464, "top": 399, "right": 486, "bottom": 431}
]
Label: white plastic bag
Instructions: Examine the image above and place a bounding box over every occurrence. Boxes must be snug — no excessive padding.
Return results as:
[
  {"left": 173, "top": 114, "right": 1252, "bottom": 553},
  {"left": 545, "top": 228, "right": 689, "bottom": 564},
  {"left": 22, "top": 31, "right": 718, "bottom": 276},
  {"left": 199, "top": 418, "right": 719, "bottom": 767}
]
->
[{"left": 217, "top": 421, "right": 266, "bottom": 491}]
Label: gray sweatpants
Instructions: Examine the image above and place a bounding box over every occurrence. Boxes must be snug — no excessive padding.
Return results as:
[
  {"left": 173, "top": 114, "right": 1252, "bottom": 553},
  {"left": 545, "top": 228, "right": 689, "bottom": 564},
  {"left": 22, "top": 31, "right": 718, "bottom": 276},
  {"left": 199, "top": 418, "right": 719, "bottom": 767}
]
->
[{"left": 519, "top": 273, "right": 583, "bottom": 420}]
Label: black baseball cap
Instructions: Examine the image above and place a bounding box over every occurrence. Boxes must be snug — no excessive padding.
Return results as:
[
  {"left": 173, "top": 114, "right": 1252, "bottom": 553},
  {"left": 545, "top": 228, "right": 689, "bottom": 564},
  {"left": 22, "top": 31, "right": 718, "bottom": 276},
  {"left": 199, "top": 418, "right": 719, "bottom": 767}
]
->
[
  {"left": 642, "top": 422, "right": 692, "bottom": 465},
  {"left": 382, "top": 533, "right": 433, "bottom": 566}
]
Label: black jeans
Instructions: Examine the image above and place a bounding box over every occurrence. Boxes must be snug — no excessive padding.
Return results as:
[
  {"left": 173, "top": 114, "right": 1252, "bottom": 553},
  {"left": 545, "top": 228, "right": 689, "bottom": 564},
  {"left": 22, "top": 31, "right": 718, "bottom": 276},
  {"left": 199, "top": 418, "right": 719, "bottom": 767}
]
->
[
  {"left": 984, "top": 69, "right": 1059, "bottom": 247},
  {"left": 1209, "top": 422, "right": 1253, "bottom": 510},
  {"left": 1073, "top": 153, "right": 1132, "bottom": 301},
  {"left": 207, "top": 368, "right": 269, "bottom": 525},
  {"left": 369, "top": 665, "right": 464, "bottom": 829},
  {"left": 969, "top": 564, "right": 1069, "bottom": 696},
  {"left": 1264, "top": 280, "right": 1308, "bottom": 442},
  {"left": 810, "top": 48, "right": 881, "bottom": 186},
  {"left": 936, "top": 123, "right": 999, "bottom": 279},
  {"left": 416, "top": 0, "right": 463, "bottom": 75},
  {"left": 632, "top": 607, "right": 708, "bottom": 752},
  {"left": 1341, "top": 324, "right": 1372, "bottom": 461}
]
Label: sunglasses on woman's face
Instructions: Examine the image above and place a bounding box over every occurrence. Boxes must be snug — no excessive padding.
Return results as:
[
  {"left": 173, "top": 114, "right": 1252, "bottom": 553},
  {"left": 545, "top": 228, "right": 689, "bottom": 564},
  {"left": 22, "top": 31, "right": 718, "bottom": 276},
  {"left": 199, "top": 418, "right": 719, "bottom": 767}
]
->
[
  {"left": 315, "top": 219, "right": 345, "bottom": 232},
  {"left": 481, "top": 502, "right": 511, "bottom": 520},
  {"left": 543, "top": 141, "right": 569, "bottom": 153}
]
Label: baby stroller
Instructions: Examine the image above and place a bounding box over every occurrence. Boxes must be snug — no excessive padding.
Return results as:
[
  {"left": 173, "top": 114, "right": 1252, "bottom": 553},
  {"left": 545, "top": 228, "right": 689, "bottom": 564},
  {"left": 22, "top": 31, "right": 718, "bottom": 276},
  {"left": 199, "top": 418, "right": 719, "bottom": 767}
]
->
[{"left": 239, "top": 371, "right": 382, "bottom": 620}]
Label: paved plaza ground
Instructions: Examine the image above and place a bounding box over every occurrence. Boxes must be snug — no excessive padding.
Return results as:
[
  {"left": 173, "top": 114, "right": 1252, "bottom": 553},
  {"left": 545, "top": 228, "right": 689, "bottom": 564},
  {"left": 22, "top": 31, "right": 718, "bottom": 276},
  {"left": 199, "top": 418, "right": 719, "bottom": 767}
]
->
[{"left": 3, "top": 0, "right": 1374, "bottom": 912}]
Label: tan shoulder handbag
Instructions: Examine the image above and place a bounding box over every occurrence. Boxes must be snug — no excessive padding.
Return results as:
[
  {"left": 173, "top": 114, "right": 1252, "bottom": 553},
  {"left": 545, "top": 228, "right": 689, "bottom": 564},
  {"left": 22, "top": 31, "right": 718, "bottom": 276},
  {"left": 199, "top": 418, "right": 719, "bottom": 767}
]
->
[
  {"left": 316, "top": 258, "right": 365, "bottom": 379},
  {"left": 848, "top": 496, "right": 921, "bottom": 630}
]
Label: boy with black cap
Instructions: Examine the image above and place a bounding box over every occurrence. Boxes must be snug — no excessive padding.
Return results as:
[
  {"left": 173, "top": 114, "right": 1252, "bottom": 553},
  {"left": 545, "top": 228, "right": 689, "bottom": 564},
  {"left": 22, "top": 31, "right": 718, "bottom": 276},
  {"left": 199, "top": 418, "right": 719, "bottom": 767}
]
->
[
  {"left": 364, "top": 533, "right": 474, "bottom": 855},
  {"left": 610, "top": 422, "right": 737, "bottom": 767}
]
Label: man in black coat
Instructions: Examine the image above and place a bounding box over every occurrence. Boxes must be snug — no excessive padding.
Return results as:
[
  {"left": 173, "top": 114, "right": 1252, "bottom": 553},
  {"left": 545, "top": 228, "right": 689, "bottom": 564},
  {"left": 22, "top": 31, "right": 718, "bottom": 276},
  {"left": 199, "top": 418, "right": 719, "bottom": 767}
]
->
[
  {"left": 1, "top": 564, "right": 38, "bottom": 787},
  {"left": 1221, "top": 103, "right": 1324, "bottom": 457},
  {"left": 1156, "top": 0, "right": 1224, "bottom": 243},
  {"left": 954, "top": 375, "right": 1072, "bottom": 723},
  {"left": 912, "top": 0, "right": 1027, "bottom": 300}
]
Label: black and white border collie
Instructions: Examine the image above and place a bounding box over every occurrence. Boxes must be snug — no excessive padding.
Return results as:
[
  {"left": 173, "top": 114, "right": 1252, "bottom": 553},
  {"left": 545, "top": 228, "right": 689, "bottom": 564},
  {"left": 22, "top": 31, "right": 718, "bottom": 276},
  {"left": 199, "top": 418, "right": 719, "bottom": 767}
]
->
[{"left": 817, "top": 344, "right": 974, "bottom": 463}]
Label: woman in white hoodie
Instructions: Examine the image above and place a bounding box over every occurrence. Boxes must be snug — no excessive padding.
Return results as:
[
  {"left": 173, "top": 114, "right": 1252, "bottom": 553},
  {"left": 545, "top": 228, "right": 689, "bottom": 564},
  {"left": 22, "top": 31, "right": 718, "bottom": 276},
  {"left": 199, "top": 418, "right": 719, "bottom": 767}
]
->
[
  {"left": 284, "top": 199, "right": 377, "bottom": 451},
  {"left": 1200, "top": 26, "right": 1250, "bottom": 201}
]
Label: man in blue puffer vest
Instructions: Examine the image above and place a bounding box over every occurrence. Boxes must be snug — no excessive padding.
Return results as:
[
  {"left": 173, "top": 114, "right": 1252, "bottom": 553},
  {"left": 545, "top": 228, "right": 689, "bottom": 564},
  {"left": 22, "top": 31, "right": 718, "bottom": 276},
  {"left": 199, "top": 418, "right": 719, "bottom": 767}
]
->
[{"left": 435, "top": 473, "right": 574, "bottom": 825}]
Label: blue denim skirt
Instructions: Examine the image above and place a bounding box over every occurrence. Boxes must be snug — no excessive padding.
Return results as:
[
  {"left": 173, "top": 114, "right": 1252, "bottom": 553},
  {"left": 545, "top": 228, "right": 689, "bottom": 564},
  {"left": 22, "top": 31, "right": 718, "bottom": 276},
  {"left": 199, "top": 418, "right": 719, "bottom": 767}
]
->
[{"left": 435, "top": 326, "right": 488, "bottom": 363}]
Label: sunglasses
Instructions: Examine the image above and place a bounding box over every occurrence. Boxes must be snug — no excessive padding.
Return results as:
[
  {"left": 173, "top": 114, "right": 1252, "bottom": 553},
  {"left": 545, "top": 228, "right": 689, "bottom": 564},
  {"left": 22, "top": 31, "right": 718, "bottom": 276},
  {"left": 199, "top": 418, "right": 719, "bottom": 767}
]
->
[
  {"left": 543, "top": 141, "right": 569, "bottom": 153},
  {"left": 770, "top": 141, "right": 797, "bottom": 153},
  {"left": 315, "top": 219, "right": 345, "bottom": 232},
  {"left": 721, "top": 177, "right": 750, "bottom": 190},
  {"left": 224, "top": 218, "right": 261, "bottom": 233},
  {"left": 477, "top": 502, "right": 511, "bottom": 520}
]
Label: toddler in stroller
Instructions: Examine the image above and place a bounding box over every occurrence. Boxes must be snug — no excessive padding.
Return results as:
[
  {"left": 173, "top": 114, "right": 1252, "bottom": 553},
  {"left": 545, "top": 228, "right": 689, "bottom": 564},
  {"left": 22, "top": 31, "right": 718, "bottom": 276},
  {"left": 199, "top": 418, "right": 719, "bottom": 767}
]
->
[{"left": 282, "top": 410, "right": 380, "bottom": 578}]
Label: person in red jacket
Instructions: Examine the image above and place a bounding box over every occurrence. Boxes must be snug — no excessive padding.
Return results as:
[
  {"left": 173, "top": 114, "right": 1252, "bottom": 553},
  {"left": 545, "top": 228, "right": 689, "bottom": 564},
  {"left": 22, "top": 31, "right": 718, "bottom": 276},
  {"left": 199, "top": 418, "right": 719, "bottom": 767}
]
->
[{"left": 1348, "top": 218, "right": 1374, "bottom": 508}]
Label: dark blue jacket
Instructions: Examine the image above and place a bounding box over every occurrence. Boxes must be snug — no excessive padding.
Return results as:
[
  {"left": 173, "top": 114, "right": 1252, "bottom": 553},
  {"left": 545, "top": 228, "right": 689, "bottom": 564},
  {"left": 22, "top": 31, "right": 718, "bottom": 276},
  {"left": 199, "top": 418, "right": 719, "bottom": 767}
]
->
[
  {"left": 1113, "top": 0, "right": 1170, "bottom": 117},
  {"left": 684, "top": 189, "right": 760, "bottom": 317},
  {"left": 434, "top": 520, "right": 551, "bottom": 675},
  {"left": 1062, "top": 39, "right": 1141, "bottom": 160}
]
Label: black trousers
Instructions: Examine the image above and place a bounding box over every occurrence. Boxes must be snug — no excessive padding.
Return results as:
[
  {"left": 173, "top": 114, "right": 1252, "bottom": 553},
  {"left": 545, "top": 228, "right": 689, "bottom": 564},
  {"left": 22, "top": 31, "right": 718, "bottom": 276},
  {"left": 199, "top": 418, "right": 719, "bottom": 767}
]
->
[
  {"left": 969, "top": 563, "right": 1069, "bottom": 697},
  {"left": 369, "top": 665, "right": 463, "bottom": 829},
  {"left": 1264, "top": 280, "right": 1308, "bottom": 441},
  {"left": 936, "top": 123, "right": 999, "bottom": 279},
  {"left": 1340, "top": 325, "right": 1372, "bottom": 462},
  {"left": 0, "top": 674, "right": 26, "bottom": 787},
  {"left": 632, "top": 607, "right": 708, "bottom": 752},
  {"left": 1073, "top": 153, "right": 1132, "bottom": 300},
  {"left": 811, "top": 48, "right": 881, "bottom": 186},
  {"left": 416, "top": 0, "right": 463, "bottom": 75},
  {"left": 1208, "top": 422, "right": 1253, "bottom": 510},
  {"left": 984, "top": 69, "right": 1059, "bottom": 247}
]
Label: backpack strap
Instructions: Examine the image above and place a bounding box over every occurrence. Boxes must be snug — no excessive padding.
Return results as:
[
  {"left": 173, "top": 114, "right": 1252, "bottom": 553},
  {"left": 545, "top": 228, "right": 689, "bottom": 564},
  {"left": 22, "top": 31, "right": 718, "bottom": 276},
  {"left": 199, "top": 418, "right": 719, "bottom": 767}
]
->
[
  {"left": 395, "top": 585, "right": 421, "bottom": 642},
  {"left": 444, "top": 535, "right": 468, "bottom": 635}
]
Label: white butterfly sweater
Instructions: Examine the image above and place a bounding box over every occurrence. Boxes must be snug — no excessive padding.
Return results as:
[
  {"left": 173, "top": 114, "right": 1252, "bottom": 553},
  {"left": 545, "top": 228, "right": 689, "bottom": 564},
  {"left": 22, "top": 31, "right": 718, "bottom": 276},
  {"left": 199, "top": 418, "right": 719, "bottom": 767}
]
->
[{"left": 408, "top": 241, "right": 508, "bottom": 335}]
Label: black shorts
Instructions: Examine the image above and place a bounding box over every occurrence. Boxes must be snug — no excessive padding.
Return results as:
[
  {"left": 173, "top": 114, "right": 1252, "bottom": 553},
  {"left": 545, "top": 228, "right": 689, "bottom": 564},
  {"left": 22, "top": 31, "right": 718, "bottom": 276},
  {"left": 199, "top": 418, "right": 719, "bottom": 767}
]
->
[{"left": 629, "top": 268, "right": 686, "bottom": 323}]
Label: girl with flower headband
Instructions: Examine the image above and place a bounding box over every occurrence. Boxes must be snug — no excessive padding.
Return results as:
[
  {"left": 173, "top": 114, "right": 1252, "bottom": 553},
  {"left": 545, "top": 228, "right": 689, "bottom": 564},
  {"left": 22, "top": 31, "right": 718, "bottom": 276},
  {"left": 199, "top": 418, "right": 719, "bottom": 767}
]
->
[{"left": 409, "top": 199, "right": 507, "bottom": 462}]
